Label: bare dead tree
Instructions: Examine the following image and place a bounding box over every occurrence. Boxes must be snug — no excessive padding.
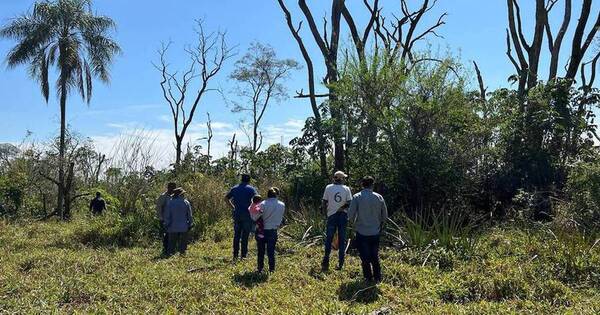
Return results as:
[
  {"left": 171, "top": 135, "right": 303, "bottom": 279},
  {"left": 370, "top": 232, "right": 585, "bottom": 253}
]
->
[
  {"left": 276, "top": 0, "right": 328, "bottom": 177},
  {"left": 369, "top": 0, "right": 447, "bottom": 65},
  {"left": 228, "top": 133, "right": 239, "bottom": 168},
  {"left": 473, "top": 61, "right": 487, "bottom": 103},
  {"left": 206, "top": 112, "right": 213, "bottom": 159},
  {"left": 155, "top": 20, "right": 234, "bottom": 169},
  {"left": 506, "top": 0, "right": 600, "bottom": 96},
  {"left": 278, "top": 0, "right": 446, "bottom": 173}
]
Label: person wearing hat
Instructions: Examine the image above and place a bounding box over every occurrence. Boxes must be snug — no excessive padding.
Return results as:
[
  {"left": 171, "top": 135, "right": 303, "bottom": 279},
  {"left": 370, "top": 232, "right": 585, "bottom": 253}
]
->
[
  {"left": 347, "top": 176, "right": 388, "bottom": 283},
  {"left": 254, "top": 187, "right": 286, "bottom": 273},
  {"left": 164, "top": 187, "right": 193, "bottom": 256},
  {"left": 225, "top": 174, "right": 257, "bottom": 260},
  {"left": 156, "top": 182, "right": 177, "bottom": 256},
  {"left": 321, "top": 170, "right": 353, "bottom": 271}
]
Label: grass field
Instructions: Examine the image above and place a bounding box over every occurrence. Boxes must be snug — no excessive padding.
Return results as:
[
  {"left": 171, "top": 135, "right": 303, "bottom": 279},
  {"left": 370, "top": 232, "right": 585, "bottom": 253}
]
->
[{"left": 1, "top": 217, "right": 599, "bottom": 314}]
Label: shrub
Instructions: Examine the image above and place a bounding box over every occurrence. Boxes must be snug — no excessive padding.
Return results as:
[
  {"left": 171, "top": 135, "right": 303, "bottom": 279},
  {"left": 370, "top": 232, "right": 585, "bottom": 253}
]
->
[{"left": 563, "top": 160, "right": 600, "bottom": 232}]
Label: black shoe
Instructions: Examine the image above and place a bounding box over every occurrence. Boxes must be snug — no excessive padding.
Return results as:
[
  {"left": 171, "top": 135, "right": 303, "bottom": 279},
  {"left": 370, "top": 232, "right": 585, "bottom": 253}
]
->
[{"left": 321, "top": 259, "right": 329, "bottom": 271}]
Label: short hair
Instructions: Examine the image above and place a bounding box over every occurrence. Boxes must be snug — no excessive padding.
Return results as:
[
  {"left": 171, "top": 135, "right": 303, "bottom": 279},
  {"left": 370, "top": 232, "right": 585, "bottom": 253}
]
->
[
  {"left": 252, "top": 195, "right": 263, "bottom": 203},
  {"left": 167, "top": 182, "right": 177, "bottom": 190},
  {"left": 361, "top": 176, "right": 375, "bottom": 188},
  {"left": 267, "top": 187, "right": 278, "bottom": 198},
  {"left": 95, "top": 191, "right": 101, "bottom": 197},
  {"left": 241, "top": 174, "right": 251, "bottom": 183}
]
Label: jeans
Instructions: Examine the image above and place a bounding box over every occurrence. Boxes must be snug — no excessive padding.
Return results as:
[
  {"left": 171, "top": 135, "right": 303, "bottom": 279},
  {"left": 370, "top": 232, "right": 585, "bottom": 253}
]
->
[
  {"left": 167, "top": 232, "right": 188, "bottom": 256},
  {"left": 355, "top": 233, "right": 381, "bottom": 282},
  {"left": 233, "top": 218, "right": 252, "bottom": 259},
  {"left": 323, "top": 212, "right": 347, "bottom": 268},
  {"left": 256, "top": 229, "right": 278, "bottom": 272}
]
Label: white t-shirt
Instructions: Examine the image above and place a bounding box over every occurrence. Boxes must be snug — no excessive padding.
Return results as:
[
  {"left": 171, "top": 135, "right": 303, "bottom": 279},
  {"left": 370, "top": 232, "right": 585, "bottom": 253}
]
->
[{"left": 322, "top": 184, "right": 353, "bottom": 217}]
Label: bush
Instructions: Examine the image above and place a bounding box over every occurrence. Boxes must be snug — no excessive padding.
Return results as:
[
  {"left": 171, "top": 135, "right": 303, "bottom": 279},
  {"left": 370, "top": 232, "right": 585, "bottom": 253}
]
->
[
  {"left": 69, "top": 211, "right": 156, "bottom": 248},
  {"left": 564, "top": 160, "right": 600, "bottom": 232}
]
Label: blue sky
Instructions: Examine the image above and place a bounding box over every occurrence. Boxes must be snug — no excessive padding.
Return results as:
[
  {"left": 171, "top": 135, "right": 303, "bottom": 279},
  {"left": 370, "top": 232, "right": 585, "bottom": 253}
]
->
[{"left": 0, "top": 0, "right": 598, "bottom": 165}]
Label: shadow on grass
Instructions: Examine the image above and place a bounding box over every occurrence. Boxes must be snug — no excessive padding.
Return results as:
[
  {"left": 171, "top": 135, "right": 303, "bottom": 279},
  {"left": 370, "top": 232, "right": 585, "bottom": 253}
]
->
[
  {"left": 232, "top": 271, "right": 269, "bottom": 288},
  {"left": 338, "top": 280, "right": 381, "bottom": 304}
]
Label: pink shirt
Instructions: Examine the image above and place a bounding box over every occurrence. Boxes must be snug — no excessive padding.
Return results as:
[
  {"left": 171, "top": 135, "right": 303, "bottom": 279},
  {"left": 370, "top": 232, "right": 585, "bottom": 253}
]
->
[{"left": 249, "top": 202, "right": 263, "bottom": 221}]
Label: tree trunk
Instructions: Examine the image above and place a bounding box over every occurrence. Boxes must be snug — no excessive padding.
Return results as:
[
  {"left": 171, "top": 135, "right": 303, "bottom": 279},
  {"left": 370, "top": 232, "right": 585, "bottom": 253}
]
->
[
  {"left": 57, "top": 78, "right": 67, "bottom": 220},
  {"left": 175, "top": 137, "right": 183, "bottom": 170},
  {"left": 63, "top": 162, "right": 75, "bottom": 219}
]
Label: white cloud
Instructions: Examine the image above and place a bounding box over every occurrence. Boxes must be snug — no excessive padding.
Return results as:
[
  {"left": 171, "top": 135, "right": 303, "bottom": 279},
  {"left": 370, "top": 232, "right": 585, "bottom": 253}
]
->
[{"left": 89, "top": 119, "right": 305, "bottom": 169}]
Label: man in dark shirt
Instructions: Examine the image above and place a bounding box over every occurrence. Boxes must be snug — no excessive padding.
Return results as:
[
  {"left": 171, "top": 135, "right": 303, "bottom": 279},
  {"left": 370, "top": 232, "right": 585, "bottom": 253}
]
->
[
  {"left": 225, "top": 174, "right": 257, "bottom": 260},
  {"left": 89, "top": 192, "right": 107, "bottom": 215}
]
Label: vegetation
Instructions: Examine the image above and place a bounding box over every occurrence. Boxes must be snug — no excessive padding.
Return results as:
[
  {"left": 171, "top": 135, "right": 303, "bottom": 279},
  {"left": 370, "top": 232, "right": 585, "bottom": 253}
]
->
[
  {"left": 1, "top": 0, "right": 600, "bottom": 313},
  {"left": 1, "top": 217, "right": 599, "bottom": 313},
  {"left": 0, "top": 0, "right": 120, "bottom": 219}
]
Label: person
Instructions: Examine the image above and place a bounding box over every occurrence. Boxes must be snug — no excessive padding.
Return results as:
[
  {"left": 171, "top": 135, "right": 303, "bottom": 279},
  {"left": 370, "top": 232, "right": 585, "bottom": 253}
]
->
[
  {"left": 156, "top": 182, "right": 177, "bottom": 256},
  {"left": 347, "top": 176, "right": 388, "bottom": 283},
  {"left": 89, "top": 192, "right": 107, "bottom": 215},
  {"left": 254, "top": 187, "right": 285, "bottom": 273},
  {"left": 164, "top": 187, "right": 193, "bottom": 256},
  {"left": 321, "top": 171, "right": 353, "bottom": 271},
  {"left": 225, "top": 174, "right": 257, "bottom": 260},
  {"left": 249, "top": 195, "right": 265, "bottom": 239}
]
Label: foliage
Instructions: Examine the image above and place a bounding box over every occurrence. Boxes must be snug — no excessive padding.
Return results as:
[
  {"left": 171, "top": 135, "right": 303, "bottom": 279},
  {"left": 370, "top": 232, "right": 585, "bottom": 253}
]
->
[
  {"left": 563, "top": 159, "right": 600, "bottom": 232},
  {"left": 1, "top": 219, "right": 599, "bottom": 313}
]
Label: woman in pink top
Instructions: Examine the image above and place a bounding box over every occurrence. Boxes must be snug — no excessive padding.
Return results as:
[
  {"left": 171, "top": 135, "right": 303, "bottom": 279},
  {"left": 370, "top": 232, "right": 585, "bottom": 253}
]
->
[{"left": 249, "top": 195, "right": 265, "bottom": 239}]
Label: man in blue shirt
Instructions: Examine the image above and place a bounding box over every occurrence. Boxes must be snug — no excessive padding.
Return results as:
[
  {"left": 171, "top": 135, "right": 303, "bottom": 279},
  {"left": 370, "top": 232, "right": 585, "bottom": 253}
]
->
[{"left": 225, "top": 174, "right": 257, "bottom": 260}]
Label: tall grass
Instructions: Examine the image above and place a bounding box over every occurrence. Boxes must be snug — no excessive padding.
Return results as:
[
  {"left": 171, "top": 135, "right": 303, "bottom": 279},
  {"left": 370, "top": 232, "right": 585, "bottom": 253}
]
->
[{"left": 385, "top": 207, "right": 481, "bottom": 256}]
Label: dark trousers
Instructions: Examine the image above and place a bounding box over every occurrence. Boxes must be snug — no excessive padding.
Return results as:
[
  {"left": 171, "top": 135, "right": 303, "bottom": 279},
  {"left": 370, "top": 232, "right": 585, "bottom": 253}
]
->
[
  {"left": 355, "top": 233, "right": 381, "bottom": 282},
  {"left": 160, "top": 221, "right": 168, "bottom": 255},
  {"left": 256, "top": 229, "right": 278, "bottom": 272},
  {"left": 323, "top": 212, "right": 347, "bottom": 268},
  {"left": 233, "top": 218, "right": 252, "bottom": 259},
  {"left": 167, "top": 232, "right": 188, "bottom": 256}
]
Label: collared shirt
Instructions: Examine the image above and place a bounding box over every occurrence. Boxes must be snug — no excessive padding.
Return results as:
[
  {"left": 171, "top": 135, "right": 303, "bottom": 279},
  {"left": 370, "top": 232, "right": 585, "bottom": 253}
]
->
[
  {"left": 226, "top": 183, "right": 257, "bottom": 221},
  {"left": 347, "top": 189, "right": 388, "bottom": 236},
  {"left": 257, "top": 198, "right": 285, "bottom": 230},
  {"left": 156, "top": 192, "right": 171, "bottom": 221}
]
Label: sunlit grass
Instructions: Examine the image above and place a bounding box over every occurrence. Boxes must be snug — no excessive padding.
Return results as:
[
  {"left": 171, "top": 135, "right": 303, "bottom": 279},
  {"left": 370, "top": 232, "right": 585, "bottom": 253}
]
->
[{"left": 1, "top": 219, "right": 599, "bottom": 314}]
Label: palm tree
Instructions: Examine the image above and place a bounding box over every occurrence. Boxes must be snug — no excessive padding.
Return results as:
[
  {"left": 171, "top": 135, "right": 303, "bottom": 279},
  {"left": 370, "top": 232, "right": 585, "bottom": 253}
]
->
[{"left": 1, "top": 0, "right": 121, "bottom": 219}]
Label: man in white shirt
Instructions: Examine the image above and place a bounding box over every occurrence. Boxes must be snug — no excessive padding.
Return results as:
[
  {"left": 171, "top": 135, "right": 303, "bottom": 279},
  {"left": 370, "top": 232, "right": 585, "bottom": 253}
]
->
[
  {"left": 321, "top": 171, "right": 353, "bottom": 271},
  {"left": 253, "top": 187, "right": 286, "bottom": 273}
]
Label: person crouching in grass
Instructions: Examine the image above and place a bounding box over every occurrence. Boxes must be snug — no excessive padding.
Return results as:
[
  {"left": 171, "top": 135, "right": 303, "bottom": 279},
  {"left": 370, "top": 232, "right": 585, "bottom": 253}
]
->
[
  {"left": 164, "top": 187, "right": 193, "bottom": 256},
  {"left": 254, "top": 188, "right": 285, "bottom": 273}
]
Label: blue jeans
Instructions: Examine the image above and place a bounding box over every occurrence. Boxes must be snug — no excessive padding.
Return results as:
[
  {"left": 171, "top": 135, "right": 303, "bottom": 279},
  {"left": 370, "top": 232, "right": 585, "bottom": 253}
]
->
[
  {"left": 257, "top": 229, "right": 278, "bottom": 272},
  {"left": 323, "top": 212, "right": 347, "bottom": 268},
  {"left": 356, "top": 233, "right": 381, "bottom": 282},
  {"left": 233, "top": 218, "right": 252, "bottom": 259}
]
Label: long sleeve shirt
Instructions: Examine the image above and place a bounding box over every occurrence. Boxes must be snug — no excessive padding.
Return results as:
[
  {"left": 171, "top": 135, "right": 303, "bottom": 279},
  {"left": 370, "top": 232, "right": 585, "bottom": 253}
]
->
[
  {"left": 155, "top": 192, "right": 170, "bottom": 221},
  {"left": 257, "top": 198, "right": 285, "bottom": 230},
  {"left": 347, "top": 189, "right": 388, "bottom": 236},
  {"left": 164, "top": 197, "right": 193, "bottom": 233}
]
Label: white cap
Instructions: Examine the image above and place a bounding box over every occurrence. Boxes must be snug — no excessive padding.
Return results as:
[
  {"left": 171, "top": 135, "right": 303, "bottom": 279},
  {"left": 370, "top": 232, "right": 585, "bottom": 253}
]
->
[{"left": 333, "top": 171, "right": 348, "bottom": 180}]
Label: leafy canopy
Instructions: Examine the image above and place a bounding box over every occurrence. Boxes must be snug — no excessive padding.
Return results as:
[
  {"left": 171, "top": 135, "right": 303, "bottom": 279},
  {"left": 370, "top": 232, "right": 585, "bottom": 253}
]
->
[{"left": 0, "top": 0, "right": 121, "bottom": 103}]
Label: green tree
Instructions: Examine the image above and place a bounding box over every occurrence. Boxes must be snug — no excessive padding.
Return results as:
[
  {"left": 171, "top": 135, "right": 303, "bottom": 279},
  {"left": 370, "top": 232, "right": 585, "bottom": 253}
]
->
[{"left": 1, "top": 0, "right": 120, "bottom": 219}]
